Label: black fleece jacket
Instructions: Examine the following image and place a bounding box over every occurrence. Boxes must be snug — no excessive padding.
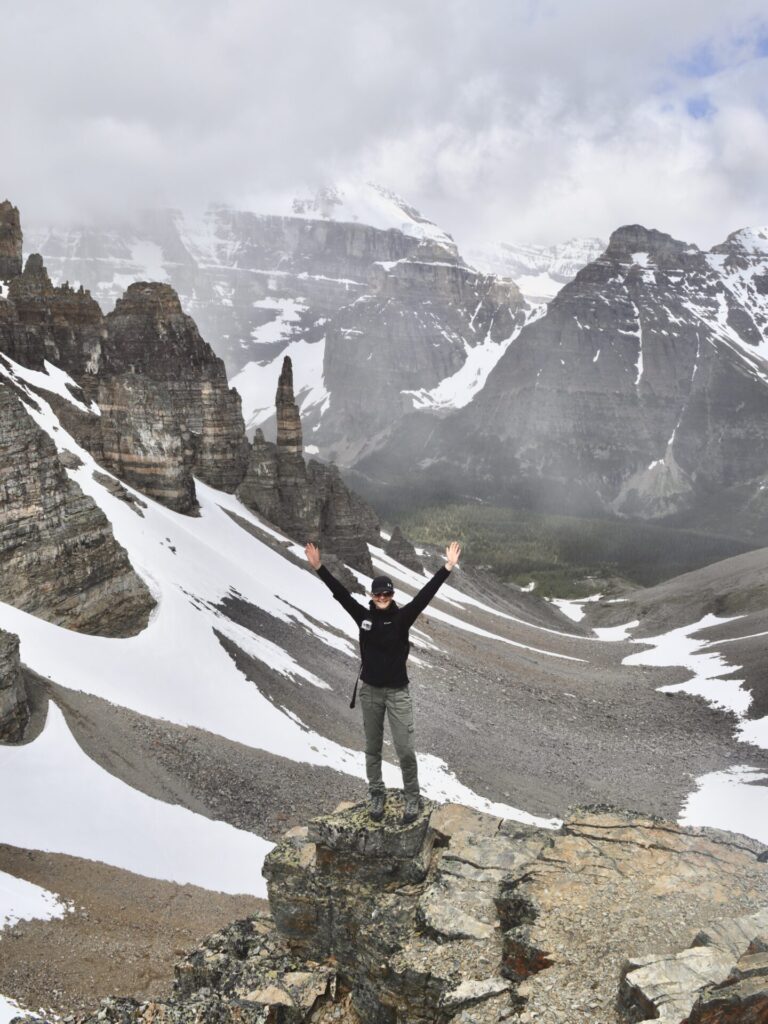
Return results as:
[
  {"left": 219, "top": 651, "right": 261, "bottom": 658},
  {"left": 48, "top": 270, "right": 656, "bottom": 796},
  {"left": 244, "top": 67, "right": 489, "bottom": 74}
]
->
[{"left": 316, "top": 564, "right": 451, "bottom": 688}]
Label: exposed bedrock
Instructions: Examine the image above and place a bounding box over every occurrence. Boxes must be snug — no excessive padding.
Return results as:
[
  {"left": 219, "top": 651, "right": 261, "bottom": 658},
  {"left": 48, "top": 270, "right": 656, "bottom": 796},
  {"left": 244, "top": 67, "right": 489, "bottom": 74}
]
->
[
  {"left": 385, "top": 524, "right": 424, "bottom": 572},
  {"left": 0, "top": 628, "right": 28, "bottom": 742},
  {"left": 51, "top": 804, "right": 768, "bottom": 1024},
  {"left": 0, "top": 381, "right": 154, "bottom": 636},
  {"left": 5, "top": 254, "right": 105, "bottom": 373}
]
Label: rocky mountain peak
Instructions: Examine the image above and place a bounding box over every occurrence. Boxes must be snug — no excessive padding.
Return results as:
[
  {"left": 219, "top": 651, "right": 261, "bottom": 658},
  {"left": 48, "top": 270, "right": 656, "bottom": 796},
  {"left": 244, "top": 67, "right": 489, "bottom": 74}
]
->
[
  {"left": 714, "top": 225, "right": 768, "bottom": 258},
  {"left": 275, "top": 355, "right": 303, "bottom": 456},
  {"left": 0, "top": 200, "right": 22, "bottom": 282},
  {"left": 103, "top": 282, "right": 214, "bottom": 375},
  {"left": 605, "top": 223, "right": 693, "bottom": 262},
  {"left": 114, "top": 280, "right": 183, "bottom": 317}
]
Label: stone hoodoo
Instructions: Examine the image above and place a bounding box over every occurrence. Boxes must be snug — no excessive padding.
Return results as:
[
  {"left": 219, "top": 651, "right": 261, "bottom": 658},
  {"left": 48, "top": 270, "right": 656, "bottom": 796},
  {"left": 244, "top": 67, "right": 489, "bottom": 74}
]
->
[
  {"left": 276, "top": 356, "right": 303, "bottom": 456},
  {"left": 54, "top": 803, "right": 768, "bottom": 1024},
  {"left": 0, "top": 383, "right": 154, "bottom": 636},
  {"left": 385, "top": 524, "right": 424, "bottom": 573},
  {"left": 238, "top": 356, "right": 380, "bottom": 574},
  {"left": 0, "top": 628, "right": 28, "bottom": 742},
  {"left": 0, "top": 200, "right": 22, "bottom": 281}
]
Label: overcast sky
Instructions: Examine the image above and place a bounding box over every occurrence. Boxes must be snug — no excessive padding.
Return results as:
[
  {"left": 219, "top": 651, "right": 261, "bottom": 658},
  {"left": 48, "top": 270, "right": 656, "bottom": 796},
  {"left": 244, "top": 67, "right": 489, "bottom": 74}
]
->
[{"left": 3, "top": 0, "right": 767, "bottom": 249}]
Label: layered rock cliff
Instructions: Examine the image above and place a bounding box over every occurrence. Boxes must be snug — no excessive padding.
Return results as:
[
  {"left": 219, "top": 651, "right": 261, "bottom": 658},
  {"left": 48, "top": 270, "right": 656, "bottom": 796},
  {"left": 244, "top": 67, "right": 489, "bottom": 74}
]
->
[
  {"left": 100, "top": 283, "right": 249, "bottom": 495},
  {"left": 0, "top": 202, "right": 249, "bottom": 515},
  {"left": 0, "top": 379, "right": 154, "bottom": 636},
  {"left": 238, "top": 356, "right": 380, "bottom": 574},
  {"left": 0, "top": 628, "right": 28, "bottom": 742},
  {"left": 43, "top": 801, "right": 768, "bottom": 1024}
]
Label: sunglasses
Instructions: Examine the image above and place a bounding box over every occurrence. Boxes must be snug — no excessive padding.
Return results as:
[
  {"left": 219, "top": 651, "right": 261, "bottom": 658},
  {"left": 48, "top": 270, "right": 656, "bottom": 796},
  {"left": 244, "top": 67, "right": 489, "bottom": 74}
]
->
[{"left": 371, "top": 591, "right": 394, "bottom": 599}]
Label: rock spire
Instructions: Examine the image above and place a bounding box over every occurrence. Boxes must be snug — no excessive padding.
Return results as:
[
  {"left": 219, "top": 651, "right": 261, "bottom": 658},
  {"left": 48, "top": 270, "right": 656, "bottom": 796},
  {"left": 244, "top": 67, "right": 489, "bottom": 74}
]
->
[
  {"left": 276, "top": 356, "right": 303, "bottom": 456},
  {"left": 238, "top": 360, "right": 381, "bottom": 575},
  {"left": 0, "top": 201, "right": 22, "bottom": 281}
]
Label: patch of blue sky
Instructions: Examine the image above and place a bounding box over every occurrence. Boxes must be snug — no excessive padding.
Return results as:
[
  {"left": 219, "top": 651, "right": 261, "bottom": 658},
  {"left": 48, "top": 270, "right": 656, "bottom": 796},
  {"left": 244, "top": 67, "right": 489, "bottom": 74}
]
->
[
  {"left": 673, "top": 26, "right": 768, "bottom": 81},
  {"left": 686, "top": 95, "right": 716, "bottom": 120},
  {"left": 675, "top": 42, "right": 721, "bottom": 79}
]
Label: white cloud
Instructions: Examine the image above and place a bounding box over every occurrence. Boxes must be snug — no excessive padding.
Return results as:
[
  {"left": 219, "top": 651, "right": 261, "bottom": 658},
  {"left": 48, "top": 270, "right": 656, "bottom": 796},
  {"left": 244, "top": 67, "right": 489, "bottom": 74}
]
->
[{"left": 2, "top": 0, "right": 767, "bottom": 248}]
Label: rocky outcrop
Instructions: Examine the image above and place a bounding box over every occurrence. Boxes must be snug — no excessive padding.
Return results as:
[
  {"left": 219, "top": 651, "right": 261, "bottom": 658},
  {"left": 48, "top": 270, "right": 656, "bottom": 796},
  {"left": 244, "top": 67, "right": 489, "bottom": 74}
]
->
[
  {"left": 620, "top": 907, "right": 768, "bottom": 1023},
  {"left": 385, "top": 525, "right": 423, "bottom": 572},
  {"left": 0, "top": 381, "right": 154, "bottom": 636},
  {"left": 238, "top": 357, "right": 380, "bottom": 574},
  {"left": 0, "top": 628, "right": 28, "bottom": 742},
  {"left": 0, "top": 201, "right": 22, "bottom": 282},
  {"left": 46, "top": 803, "right": 768, "bottom": 1024},
  {"left": 0, "top": 221, "right": 250, "bottom": 515}
]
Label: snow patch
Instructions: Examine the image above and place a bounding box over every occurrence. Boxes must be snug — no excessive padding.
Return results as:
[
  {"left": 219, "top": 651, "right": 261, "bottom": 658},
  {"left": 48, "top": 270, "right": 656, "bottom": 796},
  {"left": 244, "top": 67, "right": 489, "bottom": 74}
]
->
[
  {"left": 0, "top": 871, "right": 72, "bottom": 932},
  {"left": 0, "top": 704, "right": 272, "bottom": 896}
]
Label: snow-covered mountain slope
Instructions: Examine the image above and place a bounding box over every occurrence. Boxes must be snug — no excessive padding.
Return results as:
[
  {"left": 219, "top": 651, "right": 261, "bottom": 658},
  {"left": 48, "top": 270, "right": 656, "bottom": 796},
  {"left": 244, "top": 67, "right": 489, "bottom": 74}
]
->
[
  {"left": 288, "top": 182, "right": 457, "bottom": 250},
  {"left": 361, "top": 223, "right": 768, "bottom": 537},
  {"left": 26, "top": 191, "right": 528, "bottom": 464},
  {"left": 466, "top": 237, "right": 606, "bottom": 302}
]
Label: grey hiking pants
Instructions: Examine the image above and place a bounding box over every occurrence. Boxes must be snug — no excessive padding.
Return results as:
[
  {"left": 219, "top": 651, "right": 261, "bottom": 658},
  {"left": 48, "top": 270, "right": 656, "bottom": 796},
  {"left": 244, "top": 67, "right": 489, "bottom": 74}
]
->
[{"left": 359, "top": 682, "right": 419, "bottom": 798}]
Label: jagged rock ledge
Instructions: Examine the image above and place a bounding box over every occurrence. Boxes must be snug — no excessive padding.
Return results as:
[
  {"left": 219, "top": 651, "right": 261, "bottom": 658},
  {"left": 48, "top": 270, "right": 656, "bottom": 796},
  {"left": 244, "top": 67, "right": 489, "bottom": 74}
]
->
[{"left": 26, "top": 800, "right": 768, "bottom": 1024}]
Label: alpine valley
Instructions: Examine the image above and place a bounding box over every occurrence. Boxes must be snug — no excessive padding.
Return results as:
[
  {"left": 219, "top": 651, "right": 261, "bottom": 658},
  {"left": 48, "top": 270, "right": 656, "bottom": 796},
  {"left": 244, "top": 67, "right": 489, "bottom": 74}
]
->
[{"left": 1, "top": 190, "right": 768, "bottom": 1024}]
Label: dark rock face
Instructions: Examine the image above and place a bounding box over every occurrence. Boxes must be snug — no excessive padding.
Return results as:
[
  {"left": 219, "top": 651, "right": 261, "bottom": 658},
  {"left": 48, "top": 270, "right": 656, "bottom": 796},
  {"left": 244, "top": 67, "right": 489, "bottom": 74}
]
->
[
  {"left": 5, "top": 255, "right": 105, "bottom": 373},
  {"left": 0, "top": 201, "right": 22, "bottom": 282},
  {"left": 0, "top": 381, "right": 154, "bottom": 636},
  {"left": 238, "top": 357, "right": 380, "bottom": 574},
  {"left": 385, "top": 525, "right": 423, "bottom": 572},
  {"left": 0, "top": 628, "right": 28, "bottom": 742},
  {"left": 360, "top": 223, "right": 768, "bottom": 538}
]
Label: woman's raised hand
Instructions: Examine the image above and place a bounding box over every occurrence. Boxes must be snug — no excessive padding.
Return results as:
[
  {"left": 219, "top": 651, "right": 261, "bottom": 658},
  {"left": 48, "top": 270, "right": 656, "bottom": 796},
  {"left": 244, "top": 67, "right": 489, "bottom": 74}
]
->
[
  {"left": 305, "top": 542, "right": 322, "bottom": 570},
  {"left": 445, "top": 541, "right": 462, "bottom": 570}
]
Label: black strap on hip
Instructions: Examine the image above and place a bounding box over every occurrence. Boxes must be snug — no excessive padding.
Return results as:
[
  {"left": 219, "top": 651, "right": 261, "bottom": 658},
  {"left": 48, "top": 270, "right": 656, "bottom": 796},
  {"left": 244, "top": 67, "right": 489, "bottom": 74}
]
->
[{"left": 350, "top": 662, "right": 363, "bottom": 708}]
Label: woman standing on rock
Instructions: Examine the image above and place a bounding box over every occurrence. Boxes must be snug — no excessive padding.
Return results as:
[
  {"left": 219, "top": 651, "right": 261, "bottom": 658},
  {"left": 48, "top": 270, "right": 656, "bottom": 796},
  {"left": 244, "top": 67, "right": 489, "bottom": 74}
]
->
[{"left": 304, "top": 541, "right": 461, "bottom": 824}]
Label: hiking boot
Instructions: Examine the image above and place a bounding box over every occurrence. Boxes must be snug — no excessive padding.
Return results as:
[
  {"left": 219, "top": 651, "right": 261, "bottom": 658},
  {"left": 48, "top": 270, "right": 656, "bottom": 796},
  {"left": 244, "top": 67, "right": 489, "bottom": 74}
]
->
[
  {"left": 401, "top": 794, "right": 422, "bottom": 825},
  {"left": 369, "top": 793, "right": 386, "bottom": 822}
]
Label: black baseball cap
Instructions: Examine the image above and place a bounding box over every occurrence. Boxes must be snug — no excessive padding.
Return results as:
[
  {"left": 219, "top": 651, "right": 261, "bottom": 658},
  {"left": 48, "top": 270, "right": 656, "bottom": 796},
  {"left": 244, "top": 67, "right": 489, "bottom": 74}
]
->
[{"left": 371, "top": 575, "right": 395, "bottom": 595}]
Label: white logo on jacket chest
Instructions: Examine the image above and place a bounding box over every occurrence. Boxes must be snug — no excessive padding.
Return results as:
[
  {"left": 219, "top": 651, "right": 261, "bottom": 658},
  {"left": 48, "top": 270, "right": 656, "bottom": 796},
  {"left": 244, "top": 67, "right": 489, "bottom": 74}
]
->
[{"left": 361, "top": 620, "right": 372, "bottom": 631}]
